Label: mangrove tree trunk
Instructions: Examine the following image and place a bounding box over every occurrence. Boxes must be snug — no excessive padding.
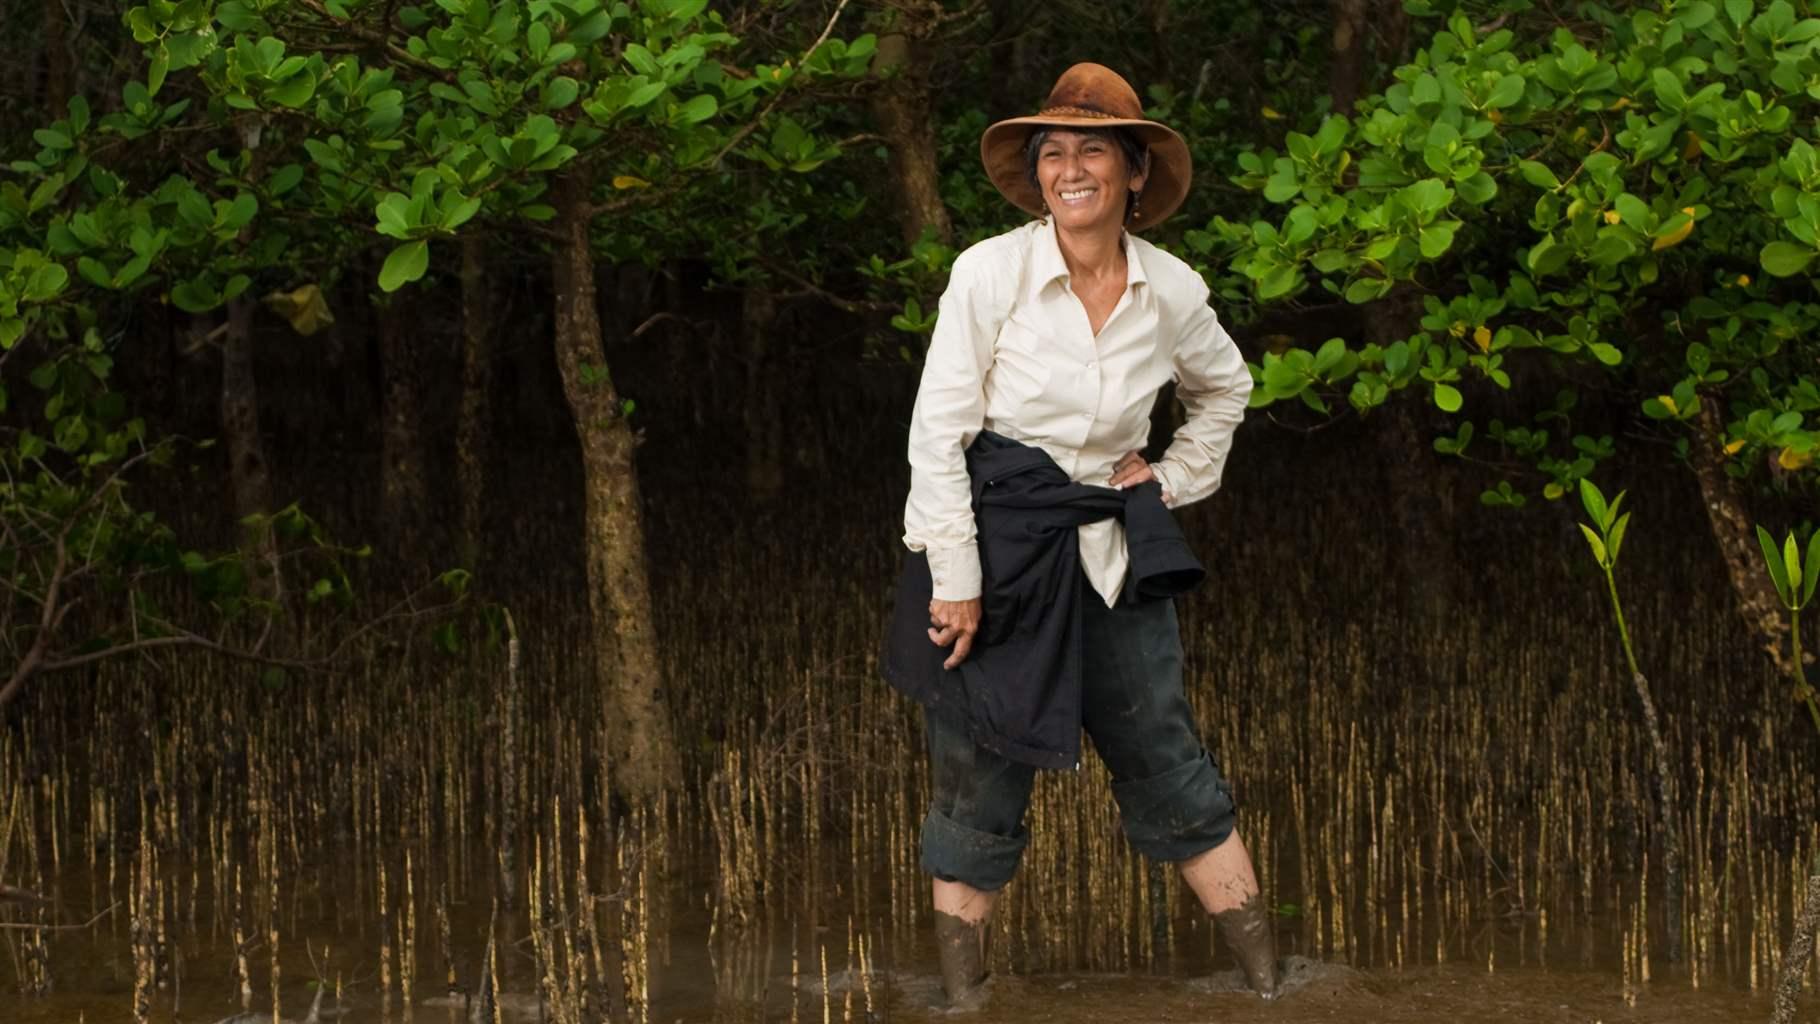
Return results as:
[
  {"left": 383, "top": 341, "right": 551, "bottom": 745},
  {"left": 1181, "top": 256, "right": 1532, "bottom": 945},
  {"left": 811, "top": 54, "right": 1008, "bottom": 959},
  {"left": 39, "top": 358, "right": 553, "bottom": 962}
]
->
[
  {"left": 1691, "top": 402, "right": 1790, "bottom": 674},
  {"left": 457, "top": 234, "right": 494, "bottom": 565},
  {"left": 1329, "top": 0, "right": 1371, "bottom": 114},
  {"left": 1772, "top": 869, "right": 1820, "bottom": 1024},
  {"left": 870, "top": 30, "right": 952, "bottom": 249},
  {"left": 378, "top": 288, "right": 429, "bottom": 565},
  {"left": 220, "top": 298, "right": 281, "bottom": 602},
  {"left": 548, "top": 170, "right": 678, "bottom": 801},
  {"left": 742, "top": 286, "right": 783, "bottom": 503}
]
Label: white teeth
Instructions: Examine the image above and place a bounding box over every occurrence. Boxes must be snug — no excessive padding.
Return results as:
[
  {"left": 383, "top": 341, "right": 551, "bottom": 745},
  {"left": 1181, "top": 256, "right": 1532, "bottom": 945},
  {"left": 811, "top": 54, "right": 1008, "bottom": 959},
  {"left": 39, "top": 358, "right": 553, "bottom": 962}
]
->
[{"left": 1059, "top": 188, "right": 1097, "bottom": 201}]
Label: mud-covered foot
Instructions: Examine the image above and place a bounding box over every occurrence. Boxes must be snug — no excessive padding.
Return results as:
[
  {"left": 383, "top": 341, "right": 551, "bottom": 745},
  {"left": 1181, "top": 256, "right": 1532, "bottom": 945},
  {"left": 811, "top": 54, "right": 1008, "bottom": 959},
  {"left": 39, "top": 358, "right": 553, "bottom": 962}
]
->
[
  {"left": 1212, "top": 894, "right": 1279, "bottom": 999},
  {"left": 942, "top": 975, "right": 991, "bottom": 1014},
  {"left": 934, "top": 911, "right": 990, "bottom": 1012},
  {"left": 1192, "top": 954, "right": 1338, "bottom": 1000}
]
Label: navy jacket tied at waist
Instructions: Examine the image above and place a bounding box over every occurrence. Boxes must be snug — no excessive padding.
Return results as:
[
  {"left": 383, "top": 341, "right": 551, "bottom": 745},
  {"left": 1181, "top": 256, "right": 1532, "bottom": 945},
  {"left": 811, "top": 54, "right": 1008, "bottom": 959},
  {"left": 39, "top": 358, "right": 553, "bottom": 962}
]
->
[{"left": 881, "top": 431, "right": 1205, "bottom": 769}]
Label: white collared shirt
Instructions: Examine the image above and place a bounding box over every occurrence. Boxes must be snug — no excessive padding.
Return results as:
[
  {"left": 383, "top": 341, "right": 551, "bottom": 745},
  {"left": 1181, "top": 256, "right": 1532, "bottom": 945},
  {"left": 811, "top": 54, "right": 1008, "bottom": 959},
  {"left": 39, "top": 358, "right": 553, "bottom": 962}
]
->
[{"left": 903, "top": 218, "right": 1252, "bottom": 607}]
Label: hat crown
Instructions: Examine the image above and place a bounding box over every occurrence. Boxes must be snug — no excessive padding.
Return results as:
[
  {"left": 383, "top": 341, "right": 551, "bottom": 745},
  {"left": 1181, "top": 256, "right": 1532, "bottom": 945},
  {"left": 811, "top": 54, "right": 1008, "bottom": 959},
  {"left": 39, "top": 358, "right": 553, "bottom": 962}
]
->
[{"left": 1040, "top": 63, "right": 1145, "bottom": 120}]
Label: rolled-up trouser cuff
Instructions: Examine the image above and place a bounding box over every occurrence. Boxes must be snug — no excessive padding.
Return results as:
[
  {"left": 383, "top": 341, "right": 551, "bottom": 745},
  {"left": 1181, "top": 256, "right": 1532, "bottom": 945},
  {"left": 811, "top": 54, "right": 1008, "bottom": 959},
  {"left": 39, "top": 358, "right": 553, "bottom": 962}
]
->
[
  {"left": 1109, "top": 749, "right": 1237, "bottom": 862},
  {"left": 920, "top": 808, "right": 1029, "bottom": 892}
]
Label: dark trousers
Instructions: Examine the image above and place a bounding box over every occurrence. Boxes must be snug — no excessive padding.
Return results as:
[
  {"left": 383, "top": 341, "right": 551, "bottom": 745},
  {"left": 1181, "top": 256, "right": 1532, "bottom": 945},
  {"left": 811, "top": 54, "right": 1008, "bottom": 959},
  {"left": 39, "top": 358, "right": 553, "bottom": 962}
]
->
[{"left": 920, "top": 591, "right": 1238, "bottom": 892}]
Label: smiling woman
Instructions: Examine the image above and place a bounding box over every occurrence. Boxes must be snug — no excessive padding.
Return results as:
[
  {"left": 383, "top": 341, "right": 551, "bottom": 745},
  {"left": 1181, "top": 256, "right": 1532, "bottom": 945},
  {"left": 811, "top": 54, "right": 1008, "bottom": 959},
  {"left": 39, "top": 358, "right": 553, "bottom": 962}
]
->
[
  {"left": 1025, "top": 127, "right": 1150, "bottom": 226},
  {"left": 882, "top": 62, "right": 1275, "bottom": 1012},
  {"left": 978, "top": 63, "right": 1193, "bottom": 234}
]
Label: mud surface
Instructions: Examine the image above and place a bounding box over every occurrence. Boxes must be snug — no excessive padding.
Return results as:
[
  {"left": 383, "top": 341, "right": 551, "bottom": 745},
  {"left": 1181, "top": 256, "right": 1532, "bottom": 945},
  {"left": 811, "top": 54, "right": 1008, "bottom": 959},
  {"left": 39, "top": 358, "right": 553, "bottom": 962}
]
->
[
  {"left": 873, "top": 963, "right": 1781, "bottom": 1023},
  {"left": 0, "top": 909, "right": 1799, "bottom": 1024}
]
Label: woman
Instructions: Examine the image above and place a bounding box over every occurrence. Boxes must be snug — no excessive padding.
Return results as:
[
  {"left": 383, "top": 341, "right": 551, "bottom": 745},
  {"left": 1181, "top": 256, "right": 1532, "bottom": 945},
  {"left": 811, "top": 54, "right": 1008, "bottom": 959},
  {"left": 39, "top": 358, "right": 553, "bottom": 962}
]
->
[{"left": 894, "top": 63, "right": 1274, "bottom": 1008}]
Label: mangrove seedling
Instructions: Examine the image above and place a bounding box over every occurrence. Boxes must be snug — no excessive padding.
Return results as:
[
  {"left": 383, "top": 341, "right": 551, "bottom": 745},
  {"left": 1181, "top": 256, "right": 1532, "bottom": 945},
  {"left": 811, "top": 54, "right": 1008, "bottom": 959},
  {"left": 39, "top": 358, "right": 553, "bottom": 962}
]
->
[
  {"left": 1751, "top": 526, "right": 1820, "bottom": 734},
  {"left": 1576, "top": 478, "right": 1683, "bottom": 965},
  {"left": 1752, "top": 525, "right": 1820, "bottom": 1024}
]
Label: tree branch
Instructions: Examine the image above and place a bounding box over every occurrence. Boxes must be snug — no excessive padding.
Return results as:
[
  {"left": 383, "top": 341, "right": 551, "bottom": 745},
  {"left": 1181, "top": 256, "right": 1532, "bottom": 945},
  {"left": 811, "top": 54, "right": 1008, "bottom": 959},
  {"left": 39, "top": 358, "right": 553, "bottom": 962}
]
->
[
  {"left": 709, "top": 0, "right": 853, "bottom": 169},
  {"left": 0, "top": 902, "right": 118, "bottom": 931},
  {"left": 0, "top": 527, "right": 70, "bottom": 710},
  {"left": 34, "top": 634, "right": 222, "bottom": 676},
  {"left": 0, "top": 442, "right": 164, "bottom": 706},
  {"left": 292, "top": 0, "right": 457, "bottom": 81},
  {"left": 763, "top": 261, "right": 898, "bottom": 315},
  {"left": 20, "top": 580, "right": 465, "bottom": 693},
  {"left": 630, "top": 311, "right": 714, "bottom": 339}
]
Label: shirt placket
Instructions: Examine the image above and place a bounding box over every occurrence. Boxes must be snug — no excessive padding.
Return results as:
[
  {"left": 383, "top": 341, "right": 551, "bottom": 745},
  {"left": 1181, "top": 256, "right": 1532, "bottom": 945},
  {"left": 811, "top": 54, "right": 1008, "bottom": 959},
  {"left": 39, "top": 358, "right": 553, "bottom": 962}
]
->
[
  {"left": 1059, "top": 280, "right": 1104, "bottom": 475},
  {"left": 1078, "top": 348, "right": 1104, "bottom": 471}
]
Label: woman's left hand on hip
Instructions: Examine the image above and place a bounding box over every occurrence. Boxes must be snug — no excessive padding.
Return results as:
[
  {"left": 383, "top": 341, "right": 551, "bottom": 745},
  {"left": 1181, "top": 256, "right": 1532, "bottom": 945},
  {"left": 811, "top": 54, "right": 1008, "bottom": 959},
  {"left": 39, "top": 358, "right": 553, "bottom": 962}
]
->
[{"left": 1109, "top": 450, "right": 1156, "bottom": 490}]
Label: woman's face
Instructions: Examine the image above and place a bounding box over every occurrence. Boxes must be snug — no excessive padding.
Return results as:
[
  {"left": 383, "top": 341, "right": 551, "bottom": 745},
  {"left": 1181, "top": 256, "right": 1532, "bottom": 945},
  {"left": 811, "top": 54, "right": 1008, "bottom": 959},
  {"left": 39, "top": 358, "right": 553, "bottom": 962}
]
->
[{"left": 1034, "top": 130, "right": 1147, "bottom": 233}]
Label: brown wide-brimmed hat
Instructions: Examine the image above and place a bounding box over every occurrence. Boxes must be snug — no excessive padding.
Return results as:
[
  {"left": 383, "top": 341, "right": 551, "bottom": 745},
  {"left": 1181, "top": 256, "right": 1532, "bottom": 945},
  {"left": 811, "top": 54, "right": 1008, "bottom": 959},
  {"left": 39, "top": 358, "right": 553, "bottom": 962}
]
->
[{"left": 980, "top": 63, "right": 1191, "bottom": 233}]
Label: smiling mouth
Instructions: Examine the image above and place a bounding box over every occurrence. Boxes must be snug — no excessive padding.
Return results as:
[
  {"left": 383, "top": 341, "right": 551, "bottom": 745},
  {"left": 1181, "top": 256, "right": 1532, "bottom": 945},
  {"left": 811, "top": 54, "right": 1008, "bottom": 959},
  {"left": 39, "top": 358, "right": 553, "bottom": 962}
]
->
[{"left": 1057, "top": 188, "right": 1098, "bottom": 203}]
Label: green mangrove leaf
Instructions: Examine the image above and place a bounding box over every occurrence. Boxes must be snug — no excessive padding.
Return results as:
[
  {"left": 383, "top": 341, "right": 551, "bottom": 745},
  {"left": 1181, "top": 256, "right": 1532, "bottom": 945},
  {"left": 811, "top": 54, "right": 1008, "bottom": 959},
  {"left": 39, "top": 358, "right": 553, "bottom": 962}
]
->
[
  {"left": 1805, "top": 530, "right": 1820, "bottom": 607},
  {"left": 1578, "top": 478, "right": 1609, "bottom": 529},
  {"left": 1759, "top": 525, "right": 1793, "bottom": 607},
  {"left": 1579, "top": 523, "right": 1608, "bottom": 567}
]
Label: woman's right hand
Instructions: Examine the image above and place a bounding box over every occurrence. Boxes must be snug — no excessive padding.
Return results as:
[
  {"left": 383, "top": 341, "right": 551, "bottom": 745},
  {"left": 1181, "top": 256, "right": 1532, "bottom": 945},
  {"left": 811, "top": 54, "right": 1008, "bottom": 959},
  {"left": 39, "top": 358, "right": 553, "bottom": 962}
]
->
[{"left": 928, "top": 598, "right": 982, "bottom": 670}]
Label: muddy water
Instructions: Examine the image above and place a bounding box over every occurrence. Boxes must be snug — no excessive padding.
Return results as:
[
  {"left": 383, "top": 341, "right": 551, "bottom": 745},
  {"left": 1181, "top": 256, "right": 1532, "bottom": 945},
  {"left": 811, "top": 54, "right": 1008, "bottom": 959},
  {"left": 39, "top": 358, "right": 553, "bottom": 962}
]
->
[
  {"left": 666, "top": 923, "right": 1792, "bottom": 1023},
  {"left": 0, "top": 943, "right": 1786, "bottom": 1023},
  {"left": 0, "top": 869, "right": 1801, "bottom": 1023}
]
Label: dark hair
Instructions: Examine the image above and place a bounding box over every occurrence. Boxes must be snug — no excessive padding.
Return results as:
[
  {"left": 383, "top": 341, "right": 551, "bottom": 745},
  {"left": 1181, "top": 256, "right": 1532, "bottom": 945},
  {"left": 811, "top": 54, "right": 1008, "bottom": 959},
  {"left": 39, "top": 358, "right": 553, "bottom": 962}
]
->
[{"left": 1024, "top": 126, "right": 1150, "bottom": 221}]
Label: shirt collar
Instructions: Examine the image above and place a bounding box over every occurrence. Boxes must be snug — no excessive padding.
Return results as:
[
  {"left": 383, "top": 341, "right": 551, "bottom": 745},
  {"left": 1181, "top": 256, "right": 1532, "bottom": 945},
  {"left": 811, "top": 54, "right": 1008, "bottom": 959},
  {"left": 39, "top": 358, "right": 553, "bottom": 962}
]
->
[{"left": 1032, "top": 217, "right": 1149, "bottom": 294}]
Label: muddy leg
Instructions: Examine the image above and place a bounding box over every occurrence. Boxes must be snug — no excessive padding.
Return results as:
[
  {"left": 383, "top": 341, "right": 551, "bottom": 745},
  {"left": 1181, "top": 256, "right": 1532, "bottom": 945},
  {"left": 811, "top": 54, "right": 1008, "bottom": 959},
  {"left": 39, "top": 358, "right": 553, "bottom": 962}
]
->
[
  {"left": 1180, "top": 830, "right": 1278, "bottom": 998},
  {"left": 932, "top": 879, "right": 994, "bottom": 1011}
]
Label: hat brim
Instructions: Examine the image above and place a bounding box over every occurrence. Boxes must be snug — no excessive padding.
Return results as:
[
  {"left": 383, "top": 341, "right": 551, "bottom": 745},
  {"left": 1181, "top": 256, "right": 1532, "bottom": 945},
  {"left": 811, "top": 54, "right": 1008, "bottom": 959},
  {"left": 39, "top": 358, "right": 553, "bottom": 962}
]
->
[{"left": 980, "top": 115, "right": 1191, "bottom": 233}]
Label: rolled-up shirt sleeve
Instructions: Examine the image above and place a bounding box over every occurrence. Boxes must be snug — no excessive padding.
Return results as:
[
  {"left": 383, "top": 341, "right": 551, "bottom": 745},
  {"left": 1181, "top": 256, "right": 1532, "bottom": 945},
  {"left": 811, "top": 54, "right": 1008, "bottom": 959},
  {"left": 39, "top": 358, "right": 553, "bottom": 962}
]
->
[
  {"left": 1152, "top": 279, "right": 1252, "bottom": 509},
  {"left": 904, "top": 250, "right": 1002, "bottom": 601}
]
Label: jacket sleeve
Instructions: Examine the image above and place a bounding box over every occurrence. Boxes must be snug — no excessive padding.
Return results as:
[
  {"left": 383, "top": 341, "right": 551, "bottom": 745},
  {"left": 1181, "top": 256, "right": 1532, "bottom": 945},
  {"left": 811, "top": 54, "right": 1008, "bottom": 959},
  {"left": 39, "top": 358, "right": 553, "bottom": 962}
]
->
[
  {"left": 903, "top": 249, "right": 1004, "bottom": 602},
  {"left": 1149, "top": 276, "right": 1252, "bottom": 509}
]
